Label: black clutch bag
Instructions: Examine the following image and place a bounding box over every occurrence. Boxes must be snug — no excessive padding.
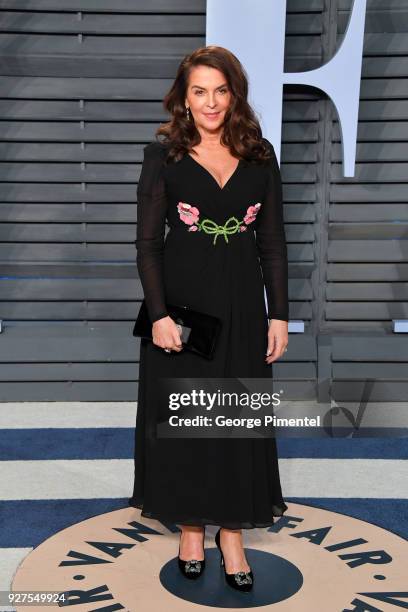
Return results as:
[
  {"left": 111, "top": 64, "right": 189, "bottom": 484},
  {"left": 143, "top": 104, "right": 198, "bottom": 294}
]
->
[{"left": 132, "top": 299, "right": 222, "bottom": 360}]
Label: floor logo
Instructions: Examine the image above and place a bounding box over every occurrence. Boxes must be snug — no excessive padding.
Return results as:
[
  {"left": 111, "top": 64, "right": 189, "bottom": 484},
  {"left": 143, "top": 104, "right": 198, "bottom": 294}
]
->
[{"left": 12, "top": 503, "right": 406, "bottom": 611}]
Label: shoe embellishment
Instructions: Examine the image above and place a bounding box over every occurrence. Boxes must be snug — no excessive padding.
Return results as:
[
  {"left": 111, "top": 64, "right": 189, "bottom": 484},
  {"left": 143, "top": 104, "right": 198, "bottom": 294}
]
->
[
  {"left": 184, "top": 560, "right": 202, "bottom": 573},
  {"left": 177, "top": 202, "right": 262, "bottom": 245},
  {"left": 235, "top": 571, "right": 253, "bottom": 585}
]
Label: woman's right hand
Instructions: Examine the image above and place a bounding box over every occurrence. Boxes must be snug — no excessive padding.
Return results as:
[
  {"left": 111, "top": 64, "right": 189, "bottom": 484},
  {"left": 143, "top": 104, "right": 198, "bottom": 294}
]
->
[{"left": 152, "top": 316, "right": 183, "bottom": 352}]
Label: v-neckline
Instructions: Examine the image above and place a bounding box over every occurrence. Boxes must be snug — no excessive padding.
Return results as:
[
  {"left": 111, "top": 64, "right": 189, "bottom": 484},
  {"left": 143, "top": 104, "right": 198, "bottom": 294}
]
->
[{"left": 187, "top": 153, "right": 242, "bottom": 191}]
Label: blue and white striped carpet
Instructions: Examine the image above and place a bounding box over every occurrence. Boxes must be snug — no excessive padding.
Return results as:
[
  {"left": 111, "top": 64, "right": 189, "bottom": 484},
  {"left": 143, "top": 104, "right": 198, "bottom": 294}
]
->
[{"left": 0, "top": 401, "right": 407, "bottom": 590}]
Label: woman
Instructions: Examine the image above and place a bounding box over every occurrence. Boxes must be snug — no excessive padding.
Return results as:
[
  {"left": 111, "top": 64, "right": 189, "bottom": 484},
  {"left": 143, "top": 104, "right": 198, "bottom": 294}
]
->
[{"left": 129, "top": 45, "right": 289, "bottom": 592}]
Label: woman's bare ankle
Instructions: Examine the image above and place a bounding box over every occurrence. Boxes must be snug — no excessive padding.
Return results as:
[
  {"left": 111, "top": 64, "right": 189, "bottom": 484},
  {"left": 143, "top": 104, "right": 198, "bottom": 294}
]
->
[
  {"left": 219, "top": 527, "right": 250, "bottom": 572},
  {"left": 178, "top": 525, "right": 205, "bottom": 561}
]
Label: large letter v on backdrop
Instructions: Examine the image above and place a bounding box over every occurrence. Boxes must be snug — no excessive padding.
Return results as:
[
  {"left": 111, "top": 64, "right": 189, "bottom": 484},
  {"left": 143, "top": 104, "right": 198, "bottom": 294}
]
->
[{"left": 206, "top": 0, "right": 367, "bottom": 177}]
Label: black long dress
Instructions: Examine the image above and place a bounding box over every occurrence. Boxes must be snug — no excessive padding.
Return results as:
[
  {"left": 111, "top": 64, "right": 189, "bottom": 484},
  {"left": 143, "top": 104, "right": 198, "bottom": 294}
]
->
[{"left": 128, "top": 137, "right": 289, "bottom": 529}]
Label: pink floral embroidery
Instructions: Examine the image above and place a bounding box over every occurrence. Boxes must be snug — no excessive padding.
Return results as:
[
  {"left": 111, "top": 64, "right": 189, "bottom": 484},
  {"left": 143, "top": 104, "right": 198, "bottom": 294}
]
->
[
  {"left": 176, "top": 201, "right": 262, "bottom": 244},
  {"left": 177, "top": 202, "right": 200, "bottom": 225},
  {"left": 244, "top": 203, "right": 262, "bottom": 225}
]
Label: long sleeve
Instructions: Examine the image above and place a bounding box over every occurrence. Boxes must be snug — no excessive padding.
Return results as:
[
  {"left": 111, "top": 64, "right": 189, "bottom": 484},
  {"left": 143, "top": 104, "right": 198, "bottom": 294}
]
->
[
  {"left": 135, "top": 142, "right": 169, "bottom": 323},
  {"left": 255, "top": 138, "right": 289, "bottom": 322}
]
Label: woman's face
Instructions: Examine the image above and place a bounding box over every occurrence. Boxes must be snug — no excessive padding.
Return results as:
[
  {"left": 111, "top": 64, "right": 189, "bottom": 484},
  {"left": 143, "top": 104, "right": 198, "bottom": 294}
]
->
[{"left": 184, "top": 65, "right": 232, "bottom": 134}]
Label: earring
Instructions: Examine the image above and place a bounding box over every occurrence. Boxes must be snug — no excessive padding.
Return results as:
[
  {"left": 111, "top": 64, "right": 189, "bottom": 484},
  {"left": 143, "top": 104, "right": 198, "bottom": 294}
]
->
[{"left": 186, "top": 107, "right": 190, "bottom": 120}]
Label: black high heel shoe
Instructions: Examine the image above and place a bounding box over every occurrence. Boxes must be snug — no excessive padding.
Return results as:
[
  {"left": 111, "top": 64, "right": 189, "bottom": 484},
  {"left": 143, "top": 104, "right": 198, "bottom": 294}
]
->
[
  {"left": 215, "top": 527, "right": 254, "bottom": 591},
  {"left": 177, "top": 527, "right": 206, "bottom": 579}
]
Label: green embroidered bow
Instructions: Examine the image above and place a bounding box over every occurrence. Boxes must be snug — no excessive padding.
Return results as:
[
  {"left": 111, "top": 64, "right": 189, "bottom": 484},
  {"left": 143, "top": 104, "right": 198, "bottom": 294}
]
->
[{"left": 198, "top": 216, "right": 242, "bottom": 245}]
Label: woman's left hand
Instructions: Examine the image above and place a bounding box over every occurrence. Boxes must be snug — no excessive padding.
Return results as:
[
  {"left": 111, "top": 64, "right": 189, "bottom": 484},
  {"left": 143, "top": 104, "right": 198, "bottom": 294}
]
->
[{"left": 265, "top": 319, "right": 288, "bottom": 363}]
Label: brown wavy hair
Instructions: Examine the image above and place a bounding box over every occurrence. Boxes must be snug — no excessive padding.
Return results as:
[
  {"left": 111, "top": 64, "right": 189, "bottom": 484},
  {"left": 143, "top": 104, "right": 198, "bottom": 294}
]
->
[{"left": 155, "top": 45, "right": 273, "bottom": 165}]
